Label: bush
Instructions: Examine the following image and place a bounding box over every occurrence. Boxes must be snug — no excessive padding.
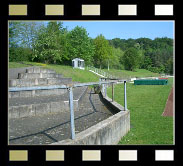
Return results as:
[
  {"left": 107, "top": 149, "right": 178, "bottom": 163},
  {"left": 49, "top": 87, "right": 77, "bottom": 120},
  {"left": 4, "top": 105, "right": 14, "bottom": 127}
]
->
[{"left": 9, "top": 47, "right": 32, "bottom": 62}]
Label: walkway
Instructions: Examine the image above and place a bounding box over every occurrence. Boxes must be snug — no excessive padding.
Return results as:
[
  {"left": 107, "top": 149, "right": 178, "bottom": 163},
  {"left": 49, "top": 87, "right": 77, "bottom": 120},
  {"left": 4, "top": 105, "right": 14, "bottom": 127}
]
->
[{"left": 9, "top": 88, "right": 114, "bottom": 145}]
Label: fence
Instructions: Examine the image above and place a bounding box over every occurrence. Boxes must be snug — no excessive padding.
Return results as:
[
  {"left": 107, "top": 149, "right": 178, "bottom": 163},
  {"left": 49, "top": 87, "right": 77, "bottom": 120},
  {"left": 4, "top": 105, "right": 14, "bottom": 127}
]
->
[
  {"left": 9, "top": 79, "right": 128, "bottom": 140},
  {"left": 87, "top": 66, "right": 132, "bottom": 80},
  {"left": 87, "top": 66, "right": 116, "bottom": 79}
]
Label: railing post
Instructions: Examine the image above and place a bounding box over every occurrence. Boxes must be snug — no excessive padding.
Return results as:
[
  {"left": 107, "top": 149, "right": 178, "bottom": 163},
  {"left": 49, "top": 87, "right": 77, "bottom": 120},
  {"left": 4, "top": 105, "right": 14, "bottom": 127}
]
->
[
  {"left": 101, "top": 78, "right": 104, "bottom": 93},
  {"left": 124, "top": 81, "right": 127, "bottom": 111},
  {"left": 112, "top": 83, "right": 114, "bottom": 102},
  {"left": 68, "top": 87, "right": 75, "bottom": 139},
  {"left": 105, "top": 81, "right": 107, "bottom": 97}
]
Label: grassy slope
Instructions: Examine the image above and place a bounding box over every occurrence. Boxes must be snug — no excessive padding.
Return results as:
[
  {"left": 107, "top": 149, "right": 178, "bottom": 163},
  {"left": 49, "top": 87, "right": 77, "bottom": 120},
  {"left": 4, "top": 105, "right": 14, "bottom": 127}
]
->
[
  {"left": 107, "top": 78, "right": 174, "bottom": 145},
  {"left": 9, "top": 62, "right": 30, "bottom": 68},
  {"left": 44, "top": 64, "right": 100, "bottom": 83},
  {"left": 9, "top": 62, "right": 100, "bottom": 83}
]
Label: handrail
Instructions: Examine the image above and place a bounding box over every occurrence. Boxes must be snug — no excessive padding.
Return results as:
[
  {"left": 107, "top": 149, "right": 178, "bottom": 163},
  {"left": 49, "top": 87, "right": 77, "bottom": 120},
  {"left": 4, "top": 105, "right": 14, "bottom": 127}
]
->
[
  {"left": 87, "top": 65, "right": 115, "bottom": 79},
  {"left": 9, "top": 79, "right": 128, "bottom": 140},
  {"left": 8, "top": 80, "right": 126, "bottom": 92}
]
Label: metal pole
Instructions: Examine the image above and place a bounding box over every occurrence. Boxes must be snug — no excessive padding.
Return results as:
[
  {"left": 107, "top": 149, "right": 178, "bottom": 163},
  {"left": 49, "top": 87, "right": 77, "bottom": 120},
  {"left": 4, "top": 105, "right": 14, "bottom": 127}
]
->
[
  {"left": 101, "top": 78, "right": 104, "bottom": 93},
  {"left": 124, "top": 81, "right": 127, "bottom": 111},
  {"left": 68, "top": 87, "right": 75, "bottom": 139},
  {"left": 105, "top": 83, "right": 107, "bottom": 97},
  {"left": 112, "top": 83, "right": 114, "bottom": 102}
]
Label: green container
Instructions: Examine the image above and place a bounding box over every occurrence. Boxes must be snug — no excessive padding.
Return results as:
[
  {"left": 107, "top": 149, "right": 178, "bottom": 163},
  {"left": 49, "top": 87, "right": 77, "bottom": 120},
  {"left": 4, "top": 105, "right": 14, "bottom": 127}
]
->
[{"left": 134, "top": 79, "right": 168, "bottom": 85}]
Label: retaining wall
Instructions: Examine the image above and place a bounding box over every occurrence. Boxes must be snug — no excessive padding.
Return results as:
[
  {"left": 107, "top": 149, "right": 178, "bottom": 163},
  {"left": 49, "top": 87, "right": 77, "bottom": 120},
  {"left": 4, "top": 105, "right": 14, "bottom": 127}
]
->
[{"left": 51, "top": 91, "right": 130, "bottom": 145}]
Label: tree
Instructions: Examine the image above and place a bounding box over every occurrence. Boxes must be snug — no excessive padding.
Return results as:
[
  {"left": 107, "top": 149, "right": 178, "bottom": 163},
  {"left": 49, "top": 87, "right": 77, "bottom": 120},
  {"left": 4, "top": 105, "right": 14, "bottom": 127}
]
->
[
  {"left": 123, "top": 47, "right": 140, "bottom": 71},
  {"left": 93, "top": 34, "right": 112, "bottom": 69},
  {"left": 165, "top": 58, "right": 173, "bottom": 75},
  {"left": 67, "top": 26, "right": 95, "bottom": 65},
  {"left": 142, "top": 56, "right": 152, "bottom": 69},
  {"left": 9, "top": 21, "right": 43, "bottom": 48},
  {"left": 32, "top": 21, "right": 68, "bottom": 64},
  {"left": 9, "top": 22, "right": 38, "bottom": 61},
  {"left": 112, "top": 47, "right": 124, "bottom": 69}
]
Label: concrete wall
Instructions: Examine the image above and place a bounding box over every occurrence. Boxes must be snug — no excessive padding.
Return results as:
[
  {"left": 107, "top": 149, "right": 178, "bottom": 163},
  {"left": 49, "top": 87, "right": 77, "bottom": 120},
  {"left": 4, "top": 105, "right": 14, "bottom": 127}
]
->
[{"left": 51, "top": 92, "right": 130, "bottom": 145}]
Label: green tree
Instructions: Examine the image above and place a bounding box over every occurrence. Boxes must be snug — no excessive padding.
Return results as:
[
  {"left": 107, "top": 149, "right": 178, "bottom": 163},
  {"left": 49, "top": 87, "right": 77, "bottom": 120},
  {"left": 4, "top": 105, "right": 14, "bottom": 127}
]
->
[
  {"left": 9, "top": 22, "right": 39, "bottom": 61},
  {"left": 94, "top": 34, "right": 112, "bottom": 69},
  {"left": 165, "top": 58, "right": 173, "bottom": 75},
  {"left": 123, "top": 47, "right": 140, "bottom": 71},
  {"left": 67, "top": 26, "right": 95, "bottom": 65},
  {"left": 112, "top": 47, "right": 124, "bottom": 69},
  {"left": 33, "top": 21, "right": 68, "bottom": 64}
]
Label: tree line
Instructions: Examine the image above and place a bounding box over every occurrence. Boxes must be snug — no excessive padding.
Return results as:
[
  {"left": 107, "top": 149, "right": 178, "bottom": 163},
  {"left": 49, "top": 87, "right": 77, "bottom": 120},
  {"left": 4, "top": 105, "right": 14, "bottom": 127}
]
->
[{"left": 9, "top": 21, "right": 173, "bottom": 74}]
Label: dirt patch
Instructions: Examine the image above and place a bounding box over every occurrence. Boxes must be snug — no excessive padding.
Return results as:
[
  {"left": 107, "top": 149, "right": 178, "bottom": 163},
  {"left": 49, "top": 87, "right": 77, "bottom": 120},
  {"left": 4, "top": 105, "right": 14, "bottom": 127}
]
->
[{"left": 162, "top": 87, "right": 174, "bottom": 117}]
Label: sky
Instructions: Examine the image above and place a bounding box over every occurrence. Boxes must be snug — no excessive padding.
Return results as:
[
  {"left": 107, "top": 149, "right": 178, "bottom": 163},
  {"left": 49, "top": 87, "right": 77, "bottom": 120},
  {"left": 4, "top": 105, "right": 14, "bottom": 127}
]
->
[{"left": 60, "top": 21, "right": 174, "bottom": 40}]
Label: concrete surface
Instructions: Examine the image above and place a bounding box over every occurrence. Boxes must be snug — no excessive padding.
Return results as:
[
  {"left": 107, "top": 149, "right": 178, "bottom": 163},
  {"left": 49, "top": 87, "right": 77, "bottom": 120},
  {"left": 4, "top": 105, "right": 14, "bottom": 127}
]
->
[
  {"left": 52, "top": 91, "right": 130, "bottom": 145},
  {"left": 9, "top": 86, "right": 88, "bottom": 118},
  {"left": 18, "top": 73, "right": 63, "bottom": 79},
  {"left": 9, "top": 78, "right": 72, "bottom": 87},
  {"left": 9, "top": 89, "right": 114, "bottom": 145}
]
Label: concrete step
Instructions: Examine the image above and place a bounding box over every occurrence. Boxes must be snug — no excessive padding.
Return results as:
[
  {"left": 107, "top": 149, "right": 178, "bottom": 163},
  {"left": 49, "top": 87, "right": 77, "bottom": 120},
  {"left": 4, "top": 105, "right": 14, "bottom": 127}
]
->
[
  {"left": 26, "top": 68, "right": 56, "bottom": 74},
  {"left": 9, "top": 86, "right": 88, "bottom": 119},
  {"left": 18, "top": 73, "right": 63, "bottom": 79},
  {"left": 9, "top": 86, "right": 67, "bottom": 98},
  {"left": 9, "top": 88, "right": 114, "bottom": 145},
  {"left": 9, "top": 78, "right": 72, "bottom": 87}
]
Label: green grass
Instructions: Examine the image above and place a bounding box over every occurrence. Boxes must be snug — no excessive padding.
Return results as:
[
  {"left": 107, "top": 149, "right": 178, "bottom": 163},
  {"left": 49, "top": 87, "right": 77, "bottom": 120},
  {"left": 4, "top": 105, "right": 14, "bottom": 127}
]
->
[
  {"left": 107, "top": 78, "right": 174, "bottom": 145},
  {"left": 103, "top": 68, "right": 160, "bottom": 78},
  {"left": 9, "top": 62, "right": 31, "bottom": 68},
  {"left": 44, "top": 64, "right": 100, "bottom": 83},
  {"left": 9, "top": 62, "right": 100, "bottom": 83}
]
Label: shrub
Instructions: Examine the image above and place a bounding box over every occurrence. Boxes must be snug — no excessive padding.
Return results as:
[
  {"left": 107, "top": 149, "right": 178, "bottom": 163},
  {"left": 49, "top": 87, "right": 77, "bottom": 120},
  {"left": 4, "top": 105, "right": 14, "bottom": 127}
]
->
[{"left": 9, "top": 47, "right": 32, "bottom": 62}]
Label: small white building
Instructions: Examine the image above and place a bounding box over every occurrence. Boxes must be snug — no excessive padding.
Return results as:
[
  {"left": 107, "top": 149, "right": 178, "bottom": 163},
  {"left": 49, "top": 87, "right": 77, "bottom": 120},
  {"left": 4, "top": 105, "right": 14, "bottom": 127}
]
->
[{"left": 72, "top": 58, "right": 85, "bottom": 70}]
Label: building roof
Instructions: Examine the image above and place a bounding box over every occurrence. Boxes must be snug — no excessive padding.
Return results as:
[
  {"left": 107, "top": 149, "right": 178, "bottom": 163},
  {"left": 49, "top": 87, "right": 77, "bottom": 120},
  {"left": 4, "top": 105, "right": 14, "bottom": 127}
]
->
[{"left": 72, "top": 58, "right": 84, "bottom": 61}]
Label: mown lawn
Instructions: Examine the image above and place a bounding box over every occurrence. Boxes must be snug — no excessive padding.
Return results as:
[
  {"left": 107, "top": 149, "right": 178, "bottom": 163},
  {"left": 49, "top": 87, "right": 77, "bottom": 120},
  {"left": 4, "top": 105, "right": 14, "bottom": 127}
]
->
[
  {"left": 103, "top": 68, "right": 160, "bottom": 79},
  {"left": 107, "top": 78, "right": 174, "bottom": 145}
]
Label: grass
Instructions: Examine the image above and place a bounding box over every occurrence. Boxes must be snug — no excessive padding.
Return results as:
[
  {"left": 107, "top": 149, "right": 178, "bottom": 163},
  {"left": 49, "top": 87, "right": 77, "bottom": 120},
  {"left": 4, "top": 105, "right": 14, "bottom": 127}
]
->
[
  {"left": 103, "top": 68, "right": 160, "bottom": 79},
  {"left": 9, "top": 61, "right": 100, "bottom": 83},
  {"left": 107, "top": 78, "right": 174, "bottom": 145},
  {"left": 44, "top": 64, "right": 100, "bottom": 83},
  {"left": 9, "top": 62, "right": 30, "bottom": 68}
]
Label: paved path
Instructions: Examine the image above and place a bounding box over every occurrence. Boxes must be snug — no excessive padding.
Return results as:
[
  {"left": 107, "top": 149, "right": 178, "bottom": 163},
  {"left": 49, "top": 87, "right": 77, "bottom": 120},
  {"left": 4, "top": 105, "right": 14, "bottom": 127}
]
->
[{"left": 9, "top": 88, "right": 114, "bottom": 145}]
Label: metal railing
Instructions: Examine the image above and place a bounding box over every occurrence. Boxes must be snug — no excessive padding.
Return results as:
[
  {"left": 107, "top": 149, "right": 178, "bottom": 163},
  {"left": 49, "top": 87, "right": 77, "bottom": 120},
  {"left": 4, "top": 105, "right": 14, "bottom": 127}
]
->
[
  {"left": 9, "top": 79, "right": 128, "bottom": 140},
  {"left": 87, "top": 66, "right": 115, "bottom": 79},
  {"left": 87, "top": 66, "right": 132, "bottom": 80}
]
